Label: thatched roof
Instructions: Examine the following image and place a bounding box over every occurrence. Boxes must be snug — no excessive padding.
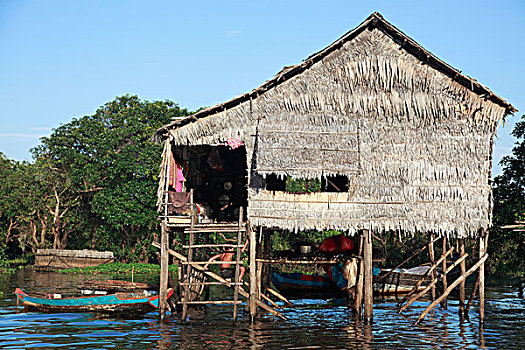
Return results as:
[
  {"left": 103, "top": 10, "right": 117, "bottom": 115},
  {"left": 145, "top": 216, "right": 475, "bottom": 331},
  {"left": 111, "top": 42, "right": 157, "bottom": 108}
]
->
[{"left": 156, "top": 12, "right": 515, "bottom": 137}]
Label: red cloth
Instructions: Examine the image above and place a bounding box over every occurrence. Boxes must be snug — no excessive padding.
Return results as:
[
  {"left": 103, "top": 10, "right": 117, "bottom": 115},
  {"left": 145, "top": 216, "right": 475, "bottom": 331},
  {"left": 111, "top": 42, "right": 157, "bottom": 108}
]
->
[{"left": 318, "top": 234, "right": 354, "bottom": 254}]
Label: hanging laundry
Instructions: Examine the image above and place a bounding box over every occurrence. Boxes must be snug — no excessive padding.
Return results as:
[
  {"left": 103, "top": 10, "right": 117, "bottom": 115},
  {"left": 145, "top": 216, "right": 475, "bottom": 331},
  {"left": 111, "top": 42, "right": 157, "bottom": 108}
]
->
[{"left": 175, "top": 164, "right": 185, "bottom": 192}]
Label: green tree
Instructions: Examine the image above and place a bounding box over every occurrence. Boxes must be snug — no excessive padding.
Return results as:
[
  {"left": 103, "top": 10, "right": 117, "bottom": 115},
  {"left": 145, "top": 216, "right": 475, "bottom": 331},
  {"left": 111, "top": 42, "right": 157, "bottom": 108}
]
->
[
  {"left": 491, "top": 114, "right": 525, "bottom": 279},
  {"left": 34, "top": 95, "right": 189, "bottom": 261}
]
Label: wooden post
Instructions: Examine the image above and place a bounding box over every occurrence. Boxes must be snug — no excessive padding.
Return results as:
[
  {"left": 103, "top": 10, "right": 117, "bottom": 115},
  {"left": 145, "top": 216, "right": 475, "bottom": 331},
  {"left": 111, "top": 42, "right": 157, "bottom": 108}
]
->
[
  {"left": 428, "top": 233, "right": 436, "bottom": 300},
  {"left": 442, "top": 236, "right": 448, "bottom": 309},
  {"left": 479, "top": 230, "right": 488, "bottom": 326},
  {"left": 159, "top": 222, "right": 169, "bottom": 320},
  {"left": 363, "top": 229, "right": 373, "bottom": 324},
  {"left": 232, "top": 207, "right": 243, "bottom": 322},
  {"left": 354, "top": 235, "right": 364, "bottom": 317},
  {"left": 459, "top": 238, "right": 466, "bottom": 320},
  {"left": 249, "top": 225, "right": 257, "bottom": 322}
]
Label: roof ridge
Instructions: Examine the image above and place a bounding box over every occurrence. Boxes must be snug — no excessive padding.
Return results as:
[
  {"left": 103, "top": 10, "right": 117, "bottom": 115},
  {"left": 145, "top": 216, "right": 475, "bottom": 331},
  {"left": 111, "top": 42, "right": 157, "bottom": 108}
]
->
[{"left": 157, "top": 12, "right": 515, "bottom": 135}]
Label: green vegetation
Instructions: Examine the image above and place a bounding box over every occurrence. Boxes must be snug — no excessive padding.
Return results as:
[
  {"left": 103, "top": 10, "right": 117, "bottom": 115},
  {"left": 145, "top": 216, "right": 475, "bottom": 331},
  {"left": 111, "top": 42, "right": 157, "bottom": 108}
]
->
[
  {"left": 490, "top": 114, "right": 525, "bottom": 280},
  {"left": 0, "top": 96, "right": 189, "bottom": 263},
  {"left": 59, "top": 262, "right": 177, "bottom": 275}
]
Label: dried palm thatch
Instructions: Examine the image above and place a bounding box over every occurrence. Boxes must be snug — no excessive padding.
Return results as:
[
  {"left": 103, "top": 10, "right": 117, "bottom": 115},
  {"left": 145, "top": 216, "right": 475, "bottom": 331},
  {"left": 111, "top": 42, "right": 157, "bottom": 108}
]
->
[{"left": 156, "top": 12, "right": 516, "bottom": 238}]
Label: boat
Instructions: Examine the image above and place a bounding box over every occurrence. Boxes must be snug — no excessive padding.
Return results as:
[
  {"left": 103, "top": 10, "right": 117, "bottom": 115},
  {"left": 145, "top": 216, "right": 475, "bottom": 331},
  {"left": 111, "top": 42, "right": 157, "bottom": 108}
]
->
[
  {"left": 14, "top": 287, "right": 173, "bottom": 314},
  {"left": 271, "top": 265, "right": 433, "bottom": 297},
  {"left": 78, "top": 280, "right": 158, "bottom": 296},
  {"left": 271, "top": 272, "right": 344, "bottom": 298}
]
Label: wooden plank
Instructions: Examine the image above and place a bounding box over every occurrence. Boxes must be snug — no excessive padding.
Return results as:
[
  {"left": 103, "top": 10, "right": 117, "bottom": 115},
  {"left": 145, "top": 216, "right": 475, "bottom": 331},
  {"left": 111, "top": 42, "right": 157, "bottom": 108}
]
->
[
  {"left": 183, "top": 300, "right": 243, "bottom": 305},
  {"left": 184, "top": 229, "right": 247, "bottom": 234},
  {"left": 415, "top": 254, "right": 488, "bottom": 325},
  {"left": 181, "top": 244, "right": 244, "bottom": 249},
  {"left": 256, "top": 259, "right": 339, "bottom": 264},
  {"left": 363, "top": 229, "right": 373, "bottom": 324}
]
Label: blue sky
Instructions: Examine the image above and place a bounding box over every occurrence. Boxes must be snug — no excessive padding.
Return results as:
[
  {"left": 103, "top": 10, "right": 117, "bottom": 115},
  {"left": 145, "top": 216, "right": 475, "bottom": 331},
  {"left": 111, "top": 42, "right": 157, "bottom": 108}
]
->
[{"left": 1, "top": 0, "right": 523, "bottom": 175}]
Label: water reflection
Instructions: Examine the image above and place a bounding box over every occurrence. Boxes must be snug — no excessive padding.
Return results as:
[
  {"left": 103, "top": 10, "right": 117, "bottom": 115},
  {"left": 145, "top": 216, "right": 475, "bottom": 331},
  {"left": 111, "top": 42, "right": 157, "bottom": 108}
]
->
[{"left": 0, "top": 269, "right": 523, "bottom": 349}]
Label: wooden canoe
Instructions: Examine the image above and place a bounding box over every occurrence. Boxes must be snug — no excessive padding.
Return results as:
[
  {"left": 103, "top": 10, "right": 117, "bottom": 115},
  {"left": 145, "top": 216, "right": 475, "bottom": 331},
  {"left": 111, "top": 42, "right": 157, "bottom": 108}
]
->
[
  {"left": 14, "top": 288, "right": 173, "bottom": 314},
  {"left": 78, "top": 280, "right": 157, "bottom": 294}
]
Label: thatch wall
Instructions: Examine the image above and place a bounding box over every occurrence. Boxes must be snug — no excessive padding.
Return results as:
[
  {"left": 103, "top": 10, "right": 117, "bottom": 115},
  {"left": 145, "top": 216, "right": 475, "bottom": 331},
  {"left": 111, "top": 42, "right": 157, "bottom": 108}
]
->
[{"left": 158, "top": 13, "right": 515, "bottom": 238}]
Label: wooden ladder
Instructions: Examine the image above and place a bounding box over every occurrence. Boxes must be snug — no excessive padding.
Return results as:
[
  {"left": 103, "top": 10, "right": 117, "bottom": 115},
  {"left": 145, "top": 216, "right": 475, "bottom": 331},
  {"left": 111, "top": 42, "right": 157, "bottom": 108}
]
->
[{"left": 180, "top": 206, "right": 246, "bottom": 321}]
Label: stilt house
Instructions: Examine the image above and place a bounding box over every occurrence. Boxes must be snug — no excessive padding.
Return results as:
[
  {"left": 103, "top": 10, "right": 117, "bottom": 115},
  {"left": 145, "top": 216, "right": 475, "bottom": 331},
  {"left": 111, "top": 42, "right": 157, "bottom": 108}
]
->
[{"left": 154, "top": 12, "right": 516, "bottom": 323}]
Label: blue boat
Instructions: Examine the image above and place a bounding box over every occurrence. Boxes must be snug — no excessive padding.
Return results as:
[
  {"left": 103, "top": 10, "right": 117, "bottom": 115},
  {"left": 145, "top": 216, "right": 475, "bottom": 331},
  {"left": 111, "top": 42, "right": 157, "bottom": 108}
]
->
[{"left": 15, "top": 287, "right": 173, "bottom": 314}]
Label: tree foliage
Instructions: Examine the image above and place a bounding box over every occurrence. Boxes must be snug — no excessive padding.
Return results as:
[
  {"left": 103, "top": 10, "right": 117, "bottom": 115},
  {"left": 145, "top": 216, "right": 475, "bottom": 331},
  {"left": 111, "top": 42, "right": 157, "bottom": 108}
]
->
[
  {"left": 491, "top": 114, "right": 525, "bottom": 279},
  {"left": 0, "top": 96, "right": 189, "bottom": 262}
]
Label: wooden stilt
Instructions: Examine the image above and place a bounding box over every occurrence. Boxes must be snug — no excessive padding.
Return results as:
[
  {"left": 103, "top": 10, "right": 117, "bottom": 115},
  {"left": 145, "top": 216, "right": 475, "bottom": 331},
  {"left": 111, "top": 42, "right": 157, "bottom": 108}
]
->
[
  {"left": 465, "top": 273, "right": 480, "bottom": 319},
  {"left": 479, "top": 230, "right": 488, "bottom": 326},
  {"left": 159, "top": 221, "right": 169, "bottom": 320},
  {"left": 265, "top": 285, "right": 292, "bottom": 306},
  {"left": 363, "top": 229, "right": 373, "bottom": 324},
  {"left": 232, "top": 207, "right": 243, "bottom": 322},
  {"left": 354, "top": 235, "right": 364, "bottom": 317},
  {"left": 459, "top": 238, "right": 466, "bottom": 320},
  {"left": 442, "top": 236, "right": 448, "bottom": 309},
  {"left": 428, "top": 233, "right": 436, "bottom": 300},
  {"left": 415, "top": 254, "right": 488, "bottom": 325},
  {"left": 249, "top": 225, "right": 257, "bottom": 322}
]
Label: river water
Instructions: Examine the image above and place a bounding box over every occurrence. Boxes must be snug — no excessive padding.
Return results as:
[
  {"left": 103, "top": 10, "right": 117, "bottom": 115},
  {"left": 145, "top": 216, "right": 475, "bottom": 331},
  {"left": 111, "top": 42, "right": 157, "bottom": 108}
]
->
[{"left": 0, "top": 268, "right": 523, "bottom": 349}]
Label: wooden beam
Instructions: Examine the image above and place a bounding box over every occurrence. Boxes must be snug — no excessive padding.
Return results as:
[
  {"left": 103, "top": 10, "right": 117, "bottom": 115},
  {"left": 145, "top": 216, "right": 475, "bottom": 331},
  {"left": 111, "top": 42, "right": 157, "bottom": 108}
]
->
[
  {"left": 265, "top": 284, "right": 292, "bottom": 306},
  {"left": 363, "top": 229, "right": 373, "bottom": 324},
  {"left": 415, "top": 254, "right": 488, "bottom": 325}
]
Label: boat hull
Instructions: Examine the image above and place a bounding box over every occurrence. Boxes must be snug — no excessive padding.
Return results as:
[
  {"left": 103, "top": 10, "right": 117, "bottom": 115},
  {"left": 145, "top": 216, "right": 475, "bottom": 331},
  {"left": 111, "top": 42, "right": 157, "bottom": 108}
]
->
[{"left": 15, "top": 288, "right": 172, "bottom": 314}]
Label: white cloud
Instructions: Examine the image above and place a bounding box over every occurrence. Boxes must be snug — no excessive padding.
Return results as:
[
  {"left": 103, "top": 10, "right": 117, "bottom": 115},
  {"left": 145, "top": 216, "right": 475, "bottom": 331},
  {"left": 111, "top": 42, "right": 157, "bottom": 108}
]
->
[{"left": 226, "top": 30, "right": 243, "bottom": 37}]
